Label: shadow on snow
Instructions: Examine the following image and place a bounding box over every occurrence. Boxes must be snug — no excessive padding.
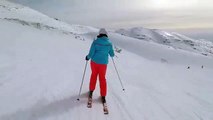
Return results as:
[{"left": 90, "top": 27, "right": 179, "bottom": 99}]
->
[{"left": 0, "top": 92, "right": 90, "bottom": 120}]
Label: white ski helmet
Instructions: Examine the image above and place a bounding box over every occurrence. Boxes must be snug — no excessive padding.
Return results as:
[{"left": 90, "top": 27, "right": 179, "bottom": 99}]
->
[{"left": 99, "top": 28, "right": 108, "bottom": 35}]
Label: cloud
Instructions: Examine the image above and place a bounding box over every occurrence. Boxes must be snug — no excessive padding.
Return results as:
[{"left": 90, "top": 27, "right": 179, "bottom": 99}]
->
[{"left": 8, "top": 0, "right": 213, "bottom": 29}]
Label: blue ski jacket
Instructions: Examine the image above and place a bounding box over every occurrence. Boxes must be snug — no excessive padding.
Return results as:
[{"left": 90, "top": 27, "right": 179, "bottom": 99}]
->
[{"left": 87, "top": 36, "right": 115, "bottom": 64}]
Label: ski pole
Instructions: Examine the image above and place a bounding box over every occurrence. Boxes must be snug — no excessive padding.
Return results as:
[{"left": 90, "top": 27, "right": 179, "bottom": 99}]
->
[
  {"left": 111, "top": 57, "right": 125, "bottom": 91},
  {"left": 77, "top": 60, "right": 88, "bottom": 101}
]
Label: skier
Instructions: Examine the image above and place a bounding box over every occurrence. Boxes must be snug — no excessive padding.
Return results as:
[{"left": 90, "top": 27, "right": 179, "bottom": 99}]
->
[{"left": 85, "top": 28, "right": 114, "bottom": 113}]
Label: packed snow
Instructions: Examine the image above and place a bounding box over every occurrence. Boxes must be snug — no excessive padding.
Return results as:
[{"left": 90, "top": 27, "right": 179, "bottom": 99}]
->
[{"left": 1, "top": 0, "right": 213, "bottom": 120}]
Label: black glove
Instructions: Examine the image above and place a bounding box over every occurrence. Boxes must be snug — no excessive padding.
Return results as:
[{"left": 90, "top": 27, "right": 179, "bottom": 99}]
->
[{"left": 85, "top": 56, "right": 90, "bottom": 61}]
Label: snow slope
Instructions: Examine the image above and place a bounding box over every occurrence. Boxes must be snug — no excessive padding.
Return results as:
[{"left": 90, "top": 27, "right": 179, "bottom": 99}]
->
[
  {"left": 115, "top": 27, "right": 213, "bottom": 57},
  {"left": 0, "top": 0, "right": 97, "bottom": 34},
  {"left": 1, "top": 1, "right": 213, "bottom": 120}
]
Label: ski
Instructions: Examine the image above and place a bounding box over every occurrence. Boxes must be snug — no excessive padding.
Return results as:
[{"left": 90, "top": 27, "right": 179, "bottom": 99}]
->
[
  {"left": 103, "top": 102, "right": 109, "bottom": 115},
  {"left": 87, "top": 97, "right": 92, "bottom": 108}
]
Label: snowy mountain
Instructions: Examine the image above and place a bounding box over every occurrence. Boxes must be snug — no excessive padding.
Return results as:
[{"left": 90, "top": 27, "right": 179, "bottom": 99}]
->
[
  {"left": 1, "top": 0, "right": 213, "bottom": 120},
  {"left": 115, "top": 27, "right": 213, "bottom": 57},
  {"left": 0, "top": 0, "right": 97, "bottom": 35}
]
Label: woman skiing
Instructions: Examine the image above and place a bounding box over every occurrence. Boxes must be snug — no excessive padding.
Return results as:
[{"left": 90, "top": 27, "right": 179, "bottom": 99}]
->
[{"left": 85, "top": 28, "right": 114, "bottom": 111}]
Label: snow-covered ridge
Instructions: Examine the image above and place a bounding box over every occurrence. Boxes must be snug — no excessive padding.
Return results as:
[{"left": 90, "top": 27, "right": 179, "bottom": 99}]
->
[
  {"left": 115, "top": 27, "right": 213, "bottom": 57},
  {"left": 0, "top": 0, "right": 98, "bottom": 34}
]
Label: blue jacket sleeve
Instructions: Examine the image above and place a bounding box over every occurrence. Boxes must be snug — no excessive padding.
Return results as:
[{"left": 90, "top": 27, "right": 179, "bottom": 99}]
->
[
  {"left": 87, "top": 41, "right": 96, "bottom": 59},
  {"left": 109, "top": 44, "right": 115, "bottom": 57}
]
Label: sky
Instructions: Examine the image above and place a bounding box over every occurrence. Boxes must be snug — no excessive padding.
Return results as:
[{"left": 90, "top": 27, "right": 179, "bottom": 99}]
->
[{"left": 7, "top": 0, "right": 213, "bottom": 30}]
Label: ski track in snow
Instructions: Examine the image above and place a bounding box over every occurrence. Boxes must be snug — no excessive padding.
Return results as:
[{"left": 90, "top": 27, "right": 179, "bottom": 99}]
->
[{"left": 0, "top": 95, "right": 82, "bottom": 120}]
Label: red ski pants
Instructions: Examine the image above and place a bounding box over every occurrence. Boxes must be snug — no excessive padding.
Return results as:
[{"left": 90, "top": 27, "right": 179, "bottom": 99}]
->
[{"left": 89, "top": 61, "right": 107, "bottom": 97}]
